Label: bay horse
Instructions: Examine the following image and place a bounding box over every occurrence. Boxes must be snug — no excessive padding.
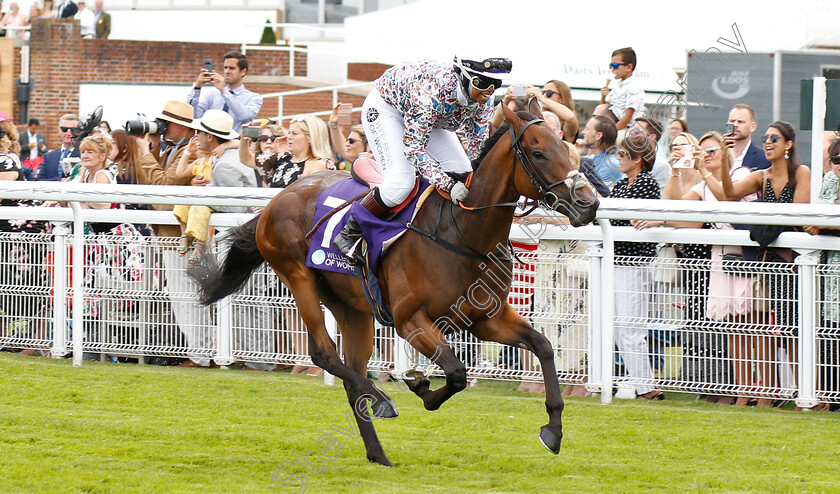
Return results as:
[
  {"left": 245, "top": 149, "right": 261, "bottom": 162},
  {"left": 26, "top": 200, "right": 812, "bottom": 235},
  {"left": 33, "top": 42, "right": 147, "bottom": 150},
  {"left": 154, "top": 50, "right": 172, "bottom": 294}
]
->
[{"left": 191, "top": 104, "right": 599, "bottom": 466}]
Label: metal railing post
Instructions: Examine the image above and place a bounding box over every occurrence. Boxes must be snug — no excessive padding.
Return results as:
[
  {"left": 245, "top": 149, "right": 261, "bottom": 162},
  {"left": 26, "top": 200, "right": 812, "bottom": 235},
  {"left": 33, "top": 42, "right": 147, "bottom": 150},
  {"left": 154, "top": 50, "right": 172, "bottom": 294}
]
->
[
  {"left": 69, "top": 203, "right": 85, "bottom": 367},
  {"left": 586, "top": 243, "right": 604, "bottom": 396},
  {"left": 597, "top": 219, "right": 615, "bottom": 404},
  {"left": 795, "top": 249, "right": 820, "bottom": 409},
  {"left": 810, "top": 77, "right": 826, "bottom": 204},
  {"left": 50, "top": 223, "right": 70, "bottom": 358}
]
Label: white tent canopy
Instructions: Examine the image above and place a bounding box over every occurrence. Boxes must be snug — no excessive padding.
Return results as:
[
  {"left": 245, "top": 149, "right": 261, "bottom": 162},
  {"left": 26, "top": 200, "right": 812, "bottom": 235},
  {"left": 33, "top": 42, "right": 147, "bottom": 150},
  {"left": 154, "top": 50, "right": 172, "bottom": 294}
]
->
[{"left": 344, "top": 0, "right": 838, "bottom": 93}]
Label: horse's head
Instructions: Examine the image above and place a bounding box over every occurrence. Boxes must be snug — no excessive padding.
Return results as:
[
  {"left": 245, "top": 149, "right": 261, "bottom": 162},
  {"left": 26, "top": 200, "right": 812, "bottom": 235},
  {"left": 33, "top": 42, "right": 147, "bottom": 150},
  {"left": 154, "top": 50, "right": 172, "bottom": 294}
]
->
[{"left": 501, "top": 103, "right": 599, "bottom": 226}]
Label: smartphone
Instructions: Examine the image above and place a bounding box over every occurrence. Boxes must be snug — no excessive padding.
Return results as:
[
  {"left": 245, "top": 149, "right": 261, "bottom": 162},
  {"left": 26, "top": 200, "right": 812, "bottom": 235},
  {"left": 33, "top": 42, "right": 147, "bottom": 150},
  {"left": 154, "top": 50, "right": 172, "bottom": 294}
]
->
[
  {"left": 724, "top": 123, "right": 735, "bottom": 136},
  {"left": 512, "top": 84, "right": 526, "bottom": 98},
  {"left": 242, "top": 126, "right": 261, "bottom": 139},
  {"left": 337, "top": 103, "right": 352, "bottom": 126},
  {"left": 673, "top": 144, "right": 695, "bottom": 168},
  {"left": 202, "top": 59, "right": 213, "bottom": 74}
]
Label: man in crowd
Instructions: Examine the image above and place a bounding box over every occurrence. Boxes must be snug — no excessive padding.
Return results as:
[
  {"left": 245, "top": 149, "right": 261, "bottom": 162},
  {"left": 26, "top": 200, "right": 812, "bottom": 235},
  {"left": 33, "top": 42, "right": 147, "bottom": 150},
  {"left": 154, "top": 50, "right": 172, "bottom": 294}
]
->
[
  {"left": 57, "top": 0, "right": 78, "bottom": 18},
  {"left": 74, "top": 0, "right": 95, "bottom": 38},
  {"left": 581, "top": 115, "right": 622, "bottom": 190},
  {"left": 30, "top": 114, "right": 79, "bottom": 181},
  {"left": 187, "top": 51, "right": 262, "bottom": 134},
  {"left": 19, "top": 118, "right": 47, "bottom": 164},
  {"left": 630, "top": 117, "right": 670, "bottom": 192},
  {"left": 93, "top": 0, "right": 110, "bottom": 39},
  {"left": 727, "top": 103, "right": 770, "bottom": 171}
]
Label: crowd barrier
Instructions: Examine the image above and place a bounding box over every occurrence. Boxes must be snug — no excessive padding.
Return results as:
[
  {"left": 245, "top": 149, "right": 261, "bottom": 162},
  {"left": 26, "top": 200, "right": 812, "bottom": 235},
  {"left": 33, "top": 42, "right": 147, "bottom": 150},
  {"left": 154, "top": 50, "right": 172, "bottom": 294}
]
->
[{"left": 1, "top": 182, "right": 839, "bottom": 408}]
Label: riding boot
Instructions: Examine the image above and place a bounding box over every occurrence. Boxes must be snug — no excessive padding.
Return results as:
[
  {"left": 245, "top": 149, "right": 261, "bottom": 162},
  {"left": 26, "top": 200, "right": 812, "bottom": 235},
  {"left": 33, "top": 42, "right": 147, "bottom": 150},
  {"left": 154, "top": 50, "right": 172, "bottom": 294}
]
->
[{"left": 334, "top": 188, "right": 391, "bottom": 265}]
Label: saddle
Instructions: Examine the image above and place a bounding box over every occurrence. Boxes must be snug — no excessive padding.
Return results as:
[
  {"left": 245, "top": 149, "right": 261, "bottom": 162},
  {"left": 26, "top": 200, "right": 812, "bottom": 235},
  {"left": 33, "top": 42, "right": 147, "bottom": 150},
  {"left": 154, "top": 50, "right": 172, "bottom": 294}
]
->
[{"left": 350, "top": 156, "right": 421, "bottom": 215}]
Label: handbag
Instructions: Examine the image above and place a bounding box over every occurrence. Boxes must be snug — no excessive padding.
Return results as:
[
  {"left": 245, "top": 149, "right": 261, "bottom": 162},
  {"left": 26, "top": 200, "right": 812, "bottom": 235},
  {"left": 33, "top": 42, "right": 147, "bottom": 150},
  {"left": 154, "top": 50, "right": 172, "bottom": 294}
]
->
[{"left": 653, "top": 244, "right": 680, "bottom": 284}]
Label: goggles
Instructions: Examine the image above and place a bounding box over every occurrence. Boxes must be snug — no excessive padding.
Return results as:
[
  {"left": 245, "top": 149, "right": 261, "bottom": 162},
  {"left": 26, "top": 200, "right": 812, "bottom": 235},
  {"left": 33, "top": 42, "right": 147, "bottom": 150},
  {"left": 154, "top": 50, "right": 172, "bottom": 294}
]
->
[{"left": 470, "top": 74, "right": 501, "bottom": 92}]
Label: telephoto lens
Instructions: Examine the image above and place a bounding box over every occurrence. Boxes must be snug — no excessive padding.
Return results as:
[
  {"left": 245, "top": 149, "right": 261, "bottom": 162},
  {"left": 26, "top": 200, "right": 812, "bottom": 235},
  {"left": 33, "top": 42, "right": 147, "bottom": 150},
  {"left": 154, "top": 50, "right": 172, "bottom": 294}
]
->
[{"left": 124, "top": 118, "right": 168, "bottom": 136}]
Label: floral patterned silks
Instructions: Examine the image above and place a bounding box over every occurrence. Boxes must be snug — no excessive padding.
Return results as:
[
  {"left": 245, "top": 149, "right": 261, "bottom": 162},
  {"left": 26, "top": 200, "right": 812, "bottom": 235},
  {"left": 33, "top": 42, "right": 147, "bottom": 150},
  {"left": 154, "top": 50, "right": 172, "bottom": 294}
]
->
[{"left": 375, "top": 60, "right": 493, "bottom": 190}]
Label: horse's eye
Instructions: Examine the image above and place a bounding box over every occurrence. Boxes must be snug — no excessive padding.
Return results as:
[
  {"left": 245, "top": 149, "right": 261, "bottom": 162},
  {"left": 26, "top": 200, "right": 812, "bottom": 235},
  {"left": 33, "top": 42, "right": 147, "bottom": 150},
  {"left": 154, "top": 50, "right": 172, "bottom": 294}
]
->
[{"left": 532, "top": 151, "right": 544, "bottom": 160}]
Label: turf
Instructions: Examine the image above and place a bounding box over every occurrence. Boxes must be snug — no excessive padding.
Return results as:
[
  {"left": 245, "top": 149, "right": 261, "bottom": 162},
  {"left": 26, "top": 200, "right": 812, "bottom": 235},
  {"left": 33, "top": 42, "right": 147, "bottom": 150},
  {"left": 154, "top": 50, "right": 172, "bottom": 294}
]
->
[{"left": 1, "top": 353, "right": 838, "bottom": 494}]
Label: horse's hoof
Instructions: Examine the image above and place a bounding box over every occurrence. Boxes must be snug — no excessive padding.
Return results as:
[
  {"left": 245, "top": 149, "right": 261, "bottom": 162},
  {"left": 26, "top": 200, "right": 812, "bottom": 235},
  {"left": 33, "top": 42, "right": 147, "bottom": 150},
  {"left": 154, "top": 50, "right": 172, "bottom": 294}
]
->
[
  {"left": 368, "top": 455, "right": 394, "bottom": 467},
  {"left": 372, "top": 398, "right": 399, "bottom": 419},
  {"left": 403, "top": 370, "right": 430, "bottom": 394},
  {"left": 538, "top": 426, "right": 562, "bottom": 454}
]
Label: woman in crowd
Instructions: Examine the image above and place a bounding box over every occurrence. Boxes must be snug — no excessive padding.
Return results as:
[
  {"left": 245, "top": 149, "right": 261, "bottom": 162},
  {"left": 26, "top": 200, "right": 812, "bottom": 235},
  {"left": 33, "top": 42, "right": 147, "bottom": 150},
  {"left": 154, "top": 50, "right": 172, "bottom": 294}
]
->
[
  {"left": 238, "top": 122, "right": 289, "bottom": 187},
  {"left": 110, "top": 129, "right": 153, "bottom": 236},
  {"left": 0, "top": 2, "right": 26, "bottom": 40},
  {"left": 612, "top": 134, "right": 663, "bottom": 400},
  {"left": 0, "top": 115, "right": 24, "bottom": 230},
  {"left": 247, "top": 116, "right": 333, "bottom": 189},
  {"left": 336, "top": 125, "right": 369, "bottom": 171},
  {"left": 656, "top": 131, "right": 758, "bottom": 404},
  {"left": 804, "top": 137, "right": 840, "bottom": 411},
  {"left": 40, "top": 0, "right": 56, "bottom": 19},
  {"left": 720, "top": 121, "right": 810, "bottom": 399},
  {"left": 527, "top": 80, "right": 578, "bottom": 143}
]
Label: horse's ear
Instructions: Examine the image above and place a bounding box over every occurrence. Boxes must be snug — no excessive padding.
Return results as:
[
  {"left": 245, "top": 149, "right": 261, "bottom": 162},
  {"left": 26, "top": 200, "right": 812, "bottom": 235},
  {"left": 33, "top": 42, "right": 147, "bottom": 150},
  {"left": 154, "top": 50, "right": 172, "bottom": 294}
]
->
[
  {"left": 501, "top": 104, "right": 523, "bottom": 133},
  {"left": 527, "top": 97, "right": 543, "bottom": 119}
]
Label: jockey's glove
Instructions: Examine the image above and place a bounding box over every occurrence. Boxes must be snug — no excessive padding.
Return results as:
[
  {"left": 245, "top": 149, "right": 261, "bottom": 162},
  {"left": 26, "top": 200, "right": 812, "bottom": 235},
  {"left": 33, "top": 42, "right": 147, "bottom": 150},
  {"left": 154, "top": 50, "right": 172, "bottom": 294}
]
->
[{"left": 450, "top": 182, "right": 469, "bottom": 205}]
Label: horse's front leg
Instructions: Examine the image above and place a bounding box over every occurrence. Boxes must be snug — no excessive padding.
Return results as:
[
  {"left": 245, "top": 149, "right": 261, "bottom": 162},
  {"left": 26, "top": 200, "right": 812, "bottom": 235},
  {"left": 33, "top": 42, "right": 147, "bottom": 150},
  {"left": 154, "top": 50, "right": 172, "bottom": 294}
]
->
[
  {"left": 398, "top": 311, "right": 467, "bottom": 411},
  {"left": 470, "top": 304, "right": 563, "bottom": 454}
]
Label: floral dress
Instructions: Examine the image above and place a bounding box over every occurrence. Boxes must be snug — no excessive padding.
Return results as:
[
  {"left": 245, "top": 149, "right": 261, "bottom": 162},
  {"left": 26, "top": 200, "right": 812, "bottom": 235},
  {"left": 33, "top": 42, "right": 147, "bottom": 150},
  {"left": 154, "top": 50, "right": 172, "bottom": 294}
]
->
[{"left": 256, "top": 152, "right": 334, "bottom": 188}]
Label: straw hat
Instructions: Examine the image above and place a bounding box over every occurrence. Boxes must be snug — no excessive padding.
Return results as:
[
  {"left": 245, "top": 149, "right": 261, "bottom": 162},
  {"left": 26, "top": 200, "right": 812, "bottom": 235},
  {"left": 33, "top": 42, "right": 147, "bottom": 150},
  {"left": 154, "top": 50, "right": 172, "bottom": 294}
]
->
[
  {"left": 156, "top": 100, "right": 194, "bottom": 127},
  {"left": 190, "top": 109, "right": 238, "bottom": 140}
]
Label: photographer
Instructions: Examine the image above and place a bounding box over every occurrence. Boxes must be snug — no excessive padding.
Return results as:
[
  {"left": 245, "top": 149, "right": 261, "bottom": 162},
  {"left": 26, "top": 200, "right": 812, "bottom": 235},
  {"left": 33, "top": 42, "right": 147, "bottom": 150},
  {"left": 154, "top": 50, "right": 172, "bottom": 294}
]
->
[{"left": 30, "top": 114, "right": 80, "bottom": 181}]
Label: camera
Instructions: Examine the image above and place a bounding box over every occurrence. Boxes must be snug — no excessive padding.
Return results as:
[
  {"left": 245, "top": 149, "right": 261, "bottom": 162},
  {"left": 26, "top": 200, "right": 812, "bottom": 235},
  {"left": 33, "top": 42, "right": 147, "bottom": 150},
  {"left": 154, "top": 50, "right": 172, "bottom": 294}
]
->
[
  {"left": 242, "top": 126, "right": 261, "bottom": 139},
  {"left": 724, "top": 123, "right": 735, "bottom": 136},
  {"left": 124, "top": 118, "right": 169, "bottom": 137}
]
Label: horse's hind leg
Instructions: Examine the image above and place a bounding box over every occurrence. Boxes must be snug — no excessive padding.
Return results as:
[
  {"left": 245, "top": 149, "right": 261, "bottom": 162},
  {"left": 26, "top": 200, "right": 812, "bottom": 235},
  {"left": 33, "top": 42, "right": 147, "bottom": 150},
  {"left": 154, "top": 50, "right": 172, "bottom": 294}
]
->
[
  {"left": 328, "top": 301, "right": 394, "bottom": 466},
  {"left": 470, "top": 304, "right": 564, "bottom": 454},
  {"left": 398, "top": 311, "right": 468, "bottom": 411}
]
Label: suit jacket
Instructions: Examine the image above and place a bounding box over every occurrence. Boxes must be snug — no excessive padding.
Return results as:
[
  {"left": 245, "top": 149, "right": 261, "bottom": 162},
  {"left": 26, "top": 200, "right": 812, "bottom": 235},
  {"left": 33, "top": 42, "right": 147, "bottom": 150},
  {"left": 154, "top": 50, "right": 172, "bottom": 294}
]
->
[
  {"left": 32, "top": 147, "right": 79, "bottom": 181},
  {"left": 18, "top": 131, "right": 47, "bottom": 163},
  {"left": 742, "top": 141, "right": 771, "bottom": 171},
  {"left": 57, "top": 1, "right": 78, "bottom": 19},
  {"left": 95, "top": 10, "right": 110, "bottom": 39}
]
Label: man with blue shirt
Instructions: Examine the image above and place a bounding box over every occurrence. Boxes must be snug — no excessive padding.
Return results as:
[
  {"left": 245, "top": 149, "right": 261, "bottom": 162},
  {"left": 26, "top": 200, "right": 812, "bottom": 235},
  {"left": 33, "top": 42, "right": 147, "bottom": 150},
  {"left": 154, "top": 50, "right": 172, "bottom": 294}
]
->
[
  {"left": 582, "top": 115, "right": 622, "bottom": 190},
  {"left": 187, "top": 51, "right": 262, "bottom": 134}
]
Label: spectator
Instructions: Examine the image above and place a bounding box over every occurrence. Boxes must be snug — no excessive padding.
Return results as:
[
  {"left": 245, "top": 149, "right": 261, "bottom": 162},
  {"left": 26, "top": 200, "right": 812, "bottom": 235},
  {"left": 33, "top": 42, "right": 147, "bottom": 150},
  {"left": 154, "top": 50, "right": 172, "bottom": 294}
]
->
[
  {"left": 186, "top": 109, "right": 275, "bottom": 372},
  {"left": 173, "top": 134, "right": 213, "bottom": 263},
  {"left": 581, "top": 115, "right": 622, "bottom": 190},
  {"left": 99, "top": 121, "right": 111, "bottom": 134},
  {"left": 822, "top": 130, "right": 839, "bottom": 176},
  {"left": 24, "top": 5, "right": 40, "bottom": 39},
  {"left": 40, "top": 1, "right": 56, "bottom": 18},
  {"left": 595, "top": 47, "right": 646, "bottom": 130},
  {"left": 187, "top": 51, "right": 263, "bottom": 134},
  {"left": 110, "top": 129, "right": 152, "bottom": 236},
  {"left": 19, "top": 118, "right": 47, "bottom": 164},
  {"left": 140, "top": 100, "right": 195, "bottom": 197},
  {"left": 56, "top": 0, "right": 77, "bottom": 18},
  {"left": 0, "top": 112, "right": 22, "bottom": 184},
  {"left": 659, "top": 131, "right": 758, "bottom": 405},
  {"left": 74, "top": 0, "right": 94, "bottom": 38},
  {"left": 0, "top": 2, "right": 25, "bottom": 40},
  {"left": 93, "top": 0, "right": 109, "bottom": 39},
  {"left": 668, "top": 119, "right": 688, "bottom": 145},
  {"left": 804, "top": 137, "right": 840, "bottom": 411},
  {"left": 630, "top": 117, "right": 669, "bottom": 192},
  {"left": 727, "top": 103, "right": 771, "bottom": 171},
  {"left": 612, "top": 134, "right": 662, "bottom": 400},
  {"left": 720, "top": 121, "right": 810, "bottom": 401},
  {"left": 539, "top": 111, "right": 608, "bottom": 197},
  {"left": 30, "top": 113, "right": 79, "bottom": 181},
  {"left": 238, "top": 123, "right": 287, "bottom": 184},
  {"left": 527, "top": 79, "right": 578, "bottom": 143},
  {"left": 327, "top": 104, "right": 370, "bottom": 171},
  {"left": 254, "top": 115, "right": 334, "bottom": 188}
]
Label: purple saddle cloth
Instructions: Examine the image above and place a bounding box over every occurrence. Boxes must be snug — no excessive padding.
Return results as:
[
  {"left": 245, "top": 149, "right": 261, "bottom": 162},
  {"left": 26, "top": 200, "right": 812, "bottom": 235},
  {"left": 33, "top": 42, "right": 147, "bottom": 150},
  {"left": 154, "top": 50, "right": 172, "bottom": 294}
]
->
[{"left": 306, "top": 177, "right": 429, "bottom": 277}]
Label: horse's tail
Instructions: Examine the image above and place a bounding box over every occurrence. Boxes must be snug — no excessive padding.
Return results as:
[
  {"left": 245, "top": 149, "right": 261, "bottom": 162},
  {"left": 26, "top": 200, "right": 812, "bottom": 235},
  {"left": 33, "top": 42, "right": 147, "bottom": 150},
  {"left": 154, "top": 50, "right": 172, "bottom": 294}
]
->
[{"left": 189, "top": 215, "right": 265, "bottom": 305}]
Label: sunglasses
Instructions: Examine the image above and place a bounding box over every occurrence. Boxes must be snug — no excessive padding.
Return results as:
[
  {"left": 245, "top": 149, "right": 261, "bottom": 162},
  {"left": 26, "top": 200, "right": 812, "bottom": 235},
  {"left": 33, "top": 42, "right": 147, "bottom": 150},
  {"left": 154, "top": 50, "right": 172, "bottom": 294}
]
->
[
  {"left": 761, "top": 134, "right": 782, "bottom": 143},
  {"left": 608, "top": 62, "right": 629, "bottom": 70},
  {"left": 257, "top": 135, "right": 284, "bottom": 143},
  {"left": 541, "top": 89, "right": 556, "bottom": 98},
  {"left": 702, "top": 146, "right": 721, "bottom": 155},
  {"left": 470, "top": 75, "right": 501, "bottom": 92},
  {"left": 346, "top": 137, "right": 360, "bottom": 145},
  {"left": 616, "top": 149, "right": 630, "bottom": 158},
  {"left": 59, "top": 126, "right": 76, "bottom": 132},
  {"left": 830, "top": 155, "right": 840, "bottom": 165}
]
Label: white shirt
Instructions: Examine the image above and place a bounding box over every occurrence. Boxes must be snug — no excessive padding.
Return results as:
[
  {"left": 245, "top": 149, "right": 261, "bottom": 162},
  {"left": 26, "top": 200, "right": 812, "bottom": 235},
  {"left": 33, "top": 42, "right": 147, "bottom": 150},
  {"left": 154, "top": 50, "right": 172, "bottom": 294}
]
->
[
  {"left": 27, "top": 131, "right": 40, "bottom": 159},
  {"left": 733, "top": 139, "right": 751, "bottom": 170},
  {"left": 606, "top": 75, "right": 646, "bottom": 121},
  {"left": 75, "top": 8, "right": 96, "bottom": 38}
]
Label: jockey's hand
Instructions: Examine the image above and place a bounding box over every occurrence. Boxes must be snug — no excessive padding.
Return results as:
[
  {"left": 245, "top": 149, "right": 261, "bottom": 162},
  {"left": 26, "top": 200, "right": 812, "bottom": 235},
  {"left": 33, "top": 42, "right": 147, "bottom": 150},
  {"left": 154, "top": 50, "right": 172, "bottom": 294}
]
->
[{"left": 450, "top": 182, "right": 469, "bottom": 205}]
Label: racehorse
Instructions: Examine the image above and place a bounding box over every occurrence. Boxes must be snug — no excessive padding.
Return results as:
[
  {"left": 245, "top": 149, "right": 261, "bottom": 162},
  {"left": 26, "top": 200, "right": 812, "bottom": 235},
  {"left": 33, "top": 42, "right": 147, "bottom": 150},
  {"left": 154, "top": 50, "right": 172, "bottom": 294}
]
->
[{"left": 190, "top": 103, "right": 599, "bottom": 466}]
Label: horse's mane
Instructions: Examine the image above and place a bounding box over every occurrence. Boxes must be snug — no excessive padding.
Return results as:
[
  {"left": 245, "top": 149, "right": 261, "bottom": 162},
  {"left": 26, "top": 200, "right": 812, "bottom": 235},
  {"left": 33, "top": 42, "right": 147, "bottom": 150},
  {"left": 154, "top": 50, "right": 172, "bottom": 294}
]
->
[{"left": 471, "top": 111, "right": 539, "bottom": 171}]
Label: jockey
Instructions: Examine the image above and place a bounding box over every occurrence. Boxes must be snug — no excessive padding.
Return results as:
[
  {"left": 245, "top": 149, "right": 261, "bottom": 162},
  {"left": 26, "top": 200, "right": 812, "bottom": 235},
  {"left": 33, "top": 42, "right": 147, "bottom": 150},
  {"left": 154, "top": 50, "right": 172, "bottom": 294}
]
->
[{"left": 334, "top": 55, "right": 513, "bottom": 264}]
